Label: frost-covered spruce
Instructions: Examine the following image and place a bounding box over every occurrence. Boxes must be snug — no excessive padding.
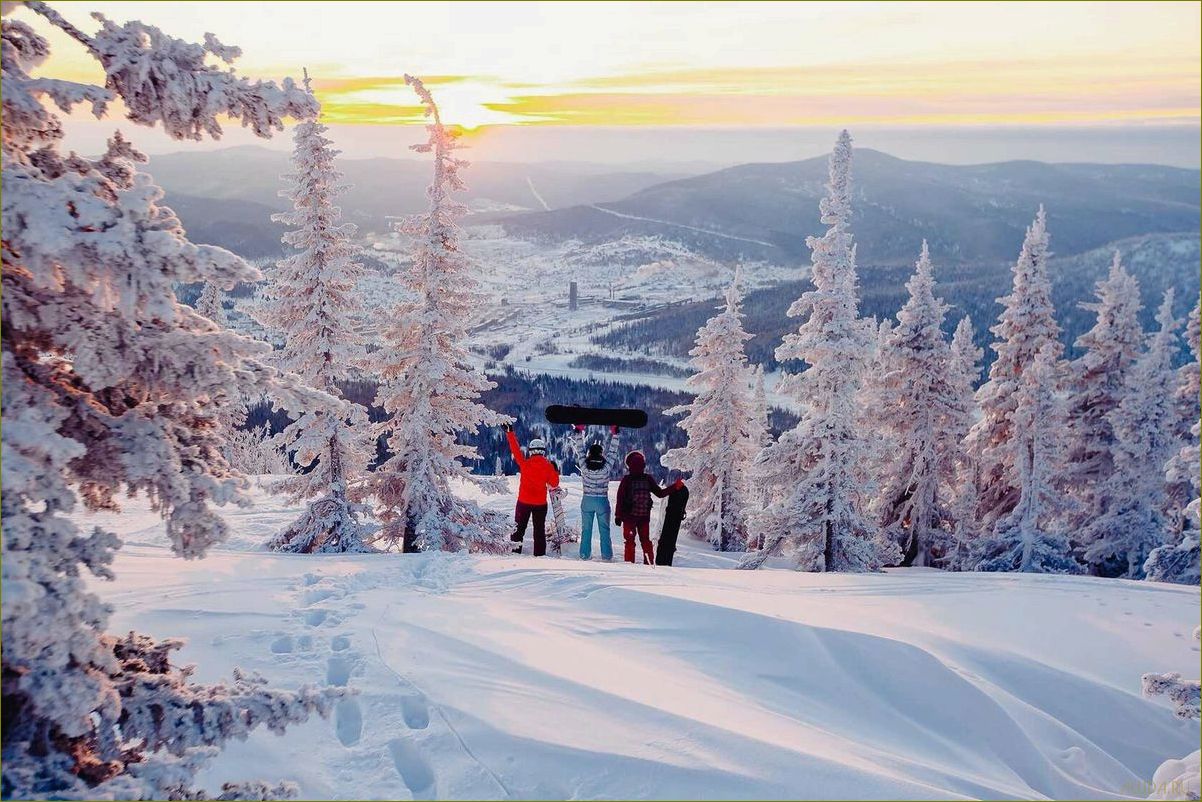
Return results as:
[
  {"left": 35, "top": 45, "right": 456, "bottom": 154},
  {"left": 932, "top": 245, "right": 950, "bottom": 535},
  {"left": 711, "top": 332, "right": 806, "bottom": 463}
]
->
[
  {"left": 1, "top": 4, "right": 337, "bottom": 798},
  {"left": 975, "top": 346, "right": 1078, "bottom": 573},
  {"left": 751, "top": 365, "right": 772, "bottom": 456},
  {"left": 859, "top": 317, "right": 897, "bottom": 501},
  {"left": 1061, "top": 252, "right": 1145, "bottom": 561},
  {"left": 873, "top": 242, "right": 962, "bottom": 567},
  {"left": 258, "top": 71, "right": 375, "bottom": 553},
  {"left": 747, "top": 364, "right": 773, "bottom": 540},
  {"left": 224, "top": 422, "right": 290, "bottom": 475},
  {"left": 966, "top": 207, "right": 1063, "bottom": 534},
  {"left": 196, "top": 280, "right": 228, "bottom": 324},
  {"left": 1165, "top": 297, "right": 1201, "bottom": 533},
  {"left": 1082, "top": 292, "right": 1181, "bottom": 579},
  {"left": 942, "top": 316, "right": 984, "bottom": 571},
  {"left": 663, "top": 268, "right": 757, "bottom": 552},
  {"left": 1147, "top": 298, "right": 1202, "bottom": 585},
  {"left": 744, "top": 131, "right": 898, "bottom": 572},
  {"left": 363, "top": 75, "right": 512, "bottom": 553}
]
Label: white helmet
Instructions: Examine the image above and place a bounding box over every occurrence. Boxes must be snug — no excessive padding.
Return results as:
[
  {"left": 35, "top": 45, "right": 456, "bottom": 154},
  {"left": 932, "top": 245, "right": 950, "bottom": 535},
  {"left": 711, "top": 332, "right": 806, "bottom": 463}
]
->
[{"left": 527, "top": 438, "right": 546, "bottom": 454}]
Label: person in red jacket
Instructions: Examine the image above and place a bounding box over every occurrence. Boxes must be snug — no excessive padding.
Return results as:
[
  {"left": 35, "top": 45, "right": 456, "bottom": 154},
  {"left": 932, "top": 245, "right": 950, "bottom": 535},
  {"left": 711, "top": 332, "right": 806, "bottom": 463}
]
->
[
  {"left": 614, "top": 450, "right": 683, "bottom": 565},
  {"left": 506, "top": 425, "right": 560, "bottom": 556}
]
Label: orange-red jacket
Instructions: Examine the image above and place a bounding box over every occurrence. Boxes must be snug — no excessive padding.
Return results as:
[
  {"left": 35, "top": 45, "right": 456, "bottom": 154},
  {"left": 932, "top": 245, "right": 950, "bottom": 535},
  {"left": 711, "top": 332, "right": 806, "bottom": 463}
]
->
[{"left": 508, "top": 430, "right": 560, "bottom": 505}]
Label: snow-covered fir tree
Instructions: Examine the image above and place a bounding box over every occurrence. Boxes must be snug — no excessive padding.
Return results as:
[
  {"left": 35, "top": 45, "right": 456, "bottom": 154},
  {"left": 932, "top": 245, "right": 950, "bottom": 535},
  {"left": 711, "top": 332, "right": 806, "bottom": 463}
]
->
[
  {"left": 663, "top": 267, "right": 757, "bottom": 552},
  {"left": 195, "top": 280, "right": 228, "bottom": 324},
  {"left": 1062, "top": 252, "right": 1145, "bottom": 565},
  {"left": 1, "top": 4, "right": 339, "bottom": 798},
  {"left": 943, "top": 316, "right": 984, "bottom": 570},
  {"left": 751, "top": 365, "right": 772, "bottom": 456},
  {"left": 224, "top": 421, "right": 290, "bottom": 476},
  {"left": 747, "top": 364, "right": 773, "bottom": 546},
  {"left": 858, "top": 317, "right": 897, "bottom": 501},
  {"left": 196, "top": 269, "right": 249, "bottom": 461},
  {"left": 1165, "top": 297, "right": 1201, "bottom": 533},
  {"left": 966, "top": 206, "right": 1063, "bottom": 534},
  {"left": 745, "top": 131, "right": 898, "bottom": 572},
  {"left": 873, "top": 241, "right": 961, "bottom": 566},
  {"left": 361, "top": 75, "right": 511, "bottom": 553},
  {"left": 257, "top": 70, "right": 374, "bottom": 554},
  {"left": 1147, "top": 298, "right": 1201, "bottom": 585},
  {"left": 975, "top": 346, "right": 1078, "bottom": 573},
  {"left": 1083, "top": 291, "right": 1182, "bottom": 578}
]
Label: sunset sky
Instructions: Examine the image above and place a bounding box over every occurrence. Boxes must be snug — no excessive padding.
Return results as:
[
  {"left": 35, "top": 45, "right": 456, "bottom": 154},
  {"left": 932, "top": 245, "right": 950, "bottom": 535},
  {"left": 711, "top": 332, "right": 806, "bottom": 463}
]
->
[{"left": 12, "top": 1, "right": 1201, "bottom": 164}]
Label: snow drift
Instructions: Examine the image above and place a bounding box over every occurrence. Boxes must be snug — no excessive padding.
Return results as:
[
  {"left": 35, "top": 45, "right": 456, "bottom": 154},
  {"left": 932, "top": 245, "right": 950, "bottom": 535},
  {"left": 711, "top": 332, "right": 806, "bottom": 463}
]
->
[{"left": 78, "top": 478, "right": 1200, "bottom": 800}]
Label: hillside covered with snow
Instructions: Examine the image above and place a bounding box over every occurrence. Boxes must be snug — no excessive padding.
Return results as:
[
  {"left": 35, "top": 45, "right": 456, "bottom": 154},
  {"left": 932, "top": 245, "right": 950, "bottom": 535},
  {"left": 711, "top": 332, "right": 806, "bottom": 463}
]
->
[{"left": 79, "top": 479, "right": 1200, "bottom": 800}]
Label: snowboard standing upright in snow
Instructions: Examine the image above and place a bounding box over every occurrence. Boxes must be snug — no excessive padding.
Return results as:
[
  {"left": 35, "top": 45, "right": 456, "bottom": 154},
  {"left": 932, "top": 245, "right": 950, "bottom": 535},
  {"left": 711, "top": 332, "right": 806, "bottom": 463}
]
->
[
  {"left": 546, "top": 486, "right": 575, "bottom": 555},
  {"left": 656, "top": 484, "right": 690, "bottom": 566}
]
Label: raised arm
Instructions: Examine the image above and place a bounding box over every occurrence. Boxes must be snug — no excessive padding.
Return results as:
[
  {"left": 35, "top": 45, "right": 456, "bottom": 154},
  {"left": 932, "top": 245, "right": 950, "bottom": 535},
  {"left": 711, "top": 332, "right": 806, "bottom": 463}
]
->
[
  {"left": 506, "top": 429, "right": 526, "bottom": 469},
  {"left": 568, "top": 426, "right": 585, "bottom": 465},
  {"left": 604, "top": 429, "right": 620, "bottom": 468}
]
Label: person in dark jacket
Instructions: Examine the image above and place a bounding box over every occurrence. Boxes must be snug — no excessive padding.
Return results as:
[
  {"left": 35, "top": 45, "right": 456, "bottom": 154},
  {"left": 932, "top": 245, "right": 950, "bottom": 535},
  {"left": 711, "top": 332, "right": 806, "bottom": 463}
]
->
[{"left": 614, "top": 450, "right": 683, "bottom": 564}]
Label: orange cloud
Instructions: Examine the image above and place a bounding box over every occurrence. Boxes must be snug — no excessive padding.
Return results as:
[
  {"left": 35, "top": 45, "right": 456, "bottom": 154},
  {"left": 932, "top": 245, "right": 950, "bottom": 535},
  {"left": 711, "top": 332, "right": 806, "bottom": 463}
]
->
[
  {"left": 484, "top": 92, "right": 1199, "bottom": 128},
  {"left": 316, "top": 101, "right": 427, "bottom": 125}
]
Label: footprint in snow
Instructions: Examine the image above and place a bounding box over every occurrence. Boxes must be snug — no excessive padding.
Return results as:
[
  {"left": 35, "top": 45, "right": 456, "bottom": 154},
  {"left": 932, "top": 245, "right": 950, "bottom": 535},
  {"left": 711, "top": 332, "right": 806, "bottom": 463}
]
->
[
  {"left": 326, "top": 655, "right": 354, "bottom": 687},
  {"left": 303, "top": 608, "right": 340, "bottom": 627},
  {"left": 401, "top": 693, "right": 430, "bottom": 730},
  {"left": 335, "top": 697, "right": 363, "bottom": 747},
  {"left": 301, "top": 587, "right": 339, "bottom": 606},
  {"left": 388, "top": 738, "right": 436, "bottom": 799},
  {"left": 270, "top": 634, "right": 294, "bottom": 654}
]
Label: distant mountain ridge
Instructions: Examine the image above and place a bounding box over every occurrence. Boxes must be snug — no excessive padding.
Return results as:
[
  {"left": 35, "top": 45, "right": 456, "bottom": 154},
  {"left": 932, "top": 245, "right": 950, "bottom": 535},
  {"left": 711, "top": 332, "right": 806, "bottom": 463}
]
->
[
  {"left": 594, "top": 230, "right": 1201, "bottom": 373},
  {"left": 500, "top": 149, "right": 1200, "bottom": 266},
  {"left": 145, "top": 146, "right": 691, "bottom": 245}
]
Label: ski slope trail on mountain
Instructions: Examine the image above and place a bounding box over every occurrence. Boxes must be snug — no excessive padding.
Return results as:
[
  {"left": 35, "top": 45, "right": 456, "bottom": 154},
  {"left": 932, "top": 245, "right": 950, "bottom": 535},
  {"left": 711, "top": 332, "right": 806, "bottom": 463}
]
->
[{"left": 587, "top": 204, "right": 778, "bottom": 248}]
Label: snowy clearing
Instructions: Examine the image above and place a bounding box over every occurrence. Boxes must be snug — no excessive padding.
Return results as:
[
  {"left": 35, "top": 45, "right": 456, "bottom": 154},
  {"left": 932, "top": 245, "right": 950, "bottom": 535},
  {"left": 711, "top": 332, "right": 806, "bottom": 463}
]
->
[{"left": 80, "top": 478, "right": 1199, "bottom": 800}]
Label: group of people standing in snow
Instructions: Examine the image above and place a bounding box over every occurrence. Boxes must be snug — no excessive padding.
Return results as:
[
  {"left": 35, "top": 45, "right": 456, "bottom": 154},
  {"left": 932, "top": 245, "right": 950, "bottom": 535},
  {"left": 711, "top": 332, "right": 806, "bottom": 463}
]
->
[{"left": 504, "top": 424, "right": 685, "bottom": 563}]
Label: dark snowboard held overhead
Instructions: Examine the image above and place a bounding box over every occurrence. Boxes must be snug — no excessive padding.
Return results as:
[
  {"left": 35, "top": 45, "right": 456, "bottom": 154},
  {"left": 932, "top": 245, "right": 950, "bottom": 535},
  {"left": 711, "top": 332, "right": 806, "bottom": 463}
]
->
[{"left": 545, "top": 405, "right": 648, "bottom": 428}]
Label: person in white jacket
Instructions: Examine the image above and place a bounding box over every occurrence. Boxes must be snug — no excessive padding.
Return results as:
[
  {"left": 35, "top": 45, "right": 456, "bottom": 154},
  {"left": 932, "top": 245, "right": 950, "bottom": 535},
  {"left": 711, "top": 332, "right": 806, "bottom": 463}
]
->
[{"left": 570, "top": 425, "right": 621, "bottom": 560}]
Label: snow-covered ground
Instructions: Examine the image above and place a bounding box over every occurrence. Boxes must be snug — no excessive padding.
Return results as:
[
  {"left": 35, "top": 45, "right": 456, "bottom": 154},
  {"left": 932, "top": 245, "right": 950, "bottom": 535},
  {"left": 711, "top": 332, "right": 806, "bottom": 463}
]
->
[{"left": 79, "top": 479, "right": 1199, "bottom": 800}]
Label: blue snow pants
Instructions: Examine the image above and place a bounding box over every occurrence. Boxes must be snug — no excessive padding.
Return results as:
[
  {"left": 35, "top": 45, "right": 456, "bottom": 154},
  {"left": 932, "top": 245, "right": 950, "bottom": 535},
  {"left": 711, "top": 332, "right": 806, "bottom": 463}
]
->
[{"left": 579, "top": 495, "right": 613, "bottom": 560}]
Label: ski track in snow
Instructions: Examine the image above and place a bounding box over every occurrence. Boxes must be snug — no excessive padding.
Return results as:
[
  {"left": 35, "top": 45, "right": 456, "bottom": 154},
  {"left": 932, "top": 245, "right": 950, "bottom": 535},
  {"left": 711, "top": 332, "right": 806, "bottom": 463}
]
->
[
  {"left": 81, "top": 481, "right": 1200, "bottom": 800},
  {"left": 526, "top": 177, "right": 551, "bottom": 212},
  {"left": 587, "top": 204, "right": 778, "bottom": 249}
]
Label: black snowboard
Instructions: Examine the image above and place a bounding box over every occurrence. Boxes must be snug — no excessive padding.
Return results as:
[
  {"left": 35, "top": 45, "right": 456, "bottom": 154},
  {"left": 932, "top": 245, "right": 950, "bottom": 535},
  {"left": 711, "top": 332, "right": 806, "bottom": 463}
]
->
[
  {"left": 655, "top": 485, "right": 689, "bottom": 567},
  {"left": 545, "top": 405, "right": 648, "bottom": 428}
]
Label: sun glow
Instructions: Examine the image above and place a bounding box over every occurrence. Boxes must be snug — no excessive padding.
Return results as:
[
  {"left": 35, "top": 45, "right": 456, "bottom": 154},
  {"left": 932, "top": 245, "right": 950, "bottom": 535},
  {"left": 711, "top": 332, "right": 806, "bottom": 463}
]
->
[{"left": 12, "top": 1, "right": 1200, "bottom": 132}]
